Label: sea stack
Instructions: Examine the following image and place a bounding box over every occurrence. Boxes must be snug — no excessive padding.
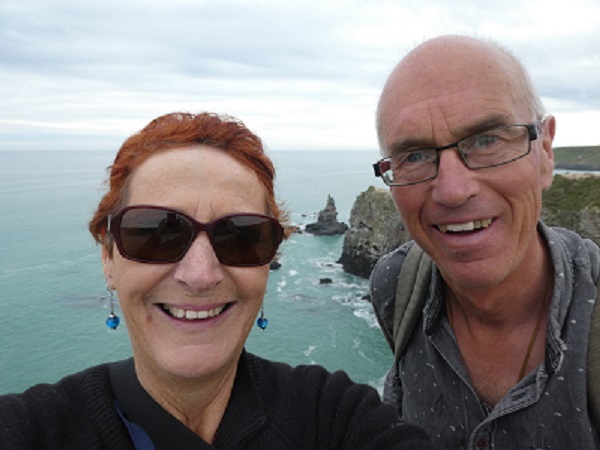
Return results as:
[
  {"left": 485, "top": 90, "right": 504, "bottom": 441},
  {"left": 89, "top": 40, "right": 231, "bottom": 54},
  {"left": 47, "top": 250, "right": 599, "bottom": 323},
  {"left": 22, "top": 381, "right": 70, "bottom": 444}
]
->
[{"left": 305, "top": 195, "right": 349, "bottom": 236}]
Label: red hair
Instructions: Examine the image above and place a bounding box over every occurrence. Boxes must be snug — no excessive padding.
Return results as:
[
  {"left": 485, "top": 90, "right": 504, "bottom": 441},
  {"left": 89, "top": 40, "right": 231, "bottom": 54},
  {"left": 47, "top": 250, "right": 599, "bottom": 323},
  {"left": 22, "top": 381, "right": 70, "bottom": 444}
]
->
[{"left": 89, "top": 112, "right": 288, "bottom": 250}]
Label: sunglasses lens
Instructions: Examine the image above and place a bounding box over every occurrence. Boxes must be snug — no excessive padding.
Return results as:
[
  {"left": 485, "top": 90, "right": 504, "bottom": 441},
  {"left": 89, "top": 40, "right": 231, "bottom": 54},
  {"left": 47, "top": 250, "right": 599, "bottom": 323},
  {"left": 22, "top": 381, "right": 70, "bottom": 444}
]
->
[
  {"left": 113, "top": 207, "right": 283, "bottom": 266},
  {"left": 118, "top": 208, "right": 193, "bottom": 262},
  {"left": 211, "top": 215, "right": 282, "bottom": 266}
]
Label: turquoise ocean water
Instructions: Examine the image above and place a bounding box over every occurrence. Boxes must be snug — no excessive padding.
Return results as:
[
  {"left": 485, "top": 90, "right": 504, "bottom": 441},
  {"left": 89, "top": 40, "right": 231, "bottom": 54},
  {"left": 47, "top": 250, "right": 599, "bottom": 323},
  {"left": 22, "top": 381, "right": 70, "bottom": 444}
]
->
[{"left": 0, "top": 149, "right": 392, "bottom": 394}]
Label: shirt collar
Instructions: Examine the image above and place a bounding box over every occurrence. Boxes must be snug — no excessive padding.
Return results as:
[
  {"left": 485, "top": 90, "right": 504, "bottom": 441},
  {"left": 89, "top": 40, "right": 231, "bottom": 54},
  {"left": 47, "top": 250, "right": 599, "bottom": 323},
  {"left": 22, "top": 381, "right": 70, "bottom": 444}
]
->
[{"left": 420, "top": 222, "right": 570, "bottom": 374}]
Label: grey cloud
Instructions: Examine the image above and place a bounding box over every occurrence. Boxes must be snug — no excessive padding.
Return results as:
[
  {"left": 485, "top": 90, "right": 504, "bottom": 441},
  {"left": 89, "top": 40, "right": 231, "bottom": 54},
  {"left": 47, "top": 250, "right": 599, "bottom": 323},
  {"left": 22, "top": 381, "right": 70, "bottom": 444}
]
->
[{"left": 0, "top": 0, "right": 598, "bottom": 150}]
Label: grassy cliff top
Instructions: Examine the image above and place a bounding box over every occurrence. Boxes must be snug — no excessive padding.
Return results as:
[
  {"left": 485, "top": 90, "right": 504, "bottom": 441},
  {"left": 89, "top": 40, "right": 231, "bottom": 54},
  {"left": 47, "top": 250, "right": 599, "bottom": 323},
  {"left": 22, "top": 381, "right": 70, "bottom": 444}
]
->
[
  {"left": 543, "top": 173, "right": 600, "bottom": 210},
  {"left": 553, "top": 146, "right": 600, "bottom": 167}
]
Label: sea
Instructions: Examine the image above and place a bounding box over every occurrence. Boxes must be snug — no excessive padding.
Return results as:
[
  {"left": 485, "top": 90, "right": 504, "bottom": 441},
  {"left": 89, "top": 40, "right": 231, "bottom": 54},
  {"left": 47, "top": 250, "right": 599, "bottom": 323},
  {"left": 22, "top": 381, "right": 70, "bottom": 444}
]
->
[{"left": 0, "top": 149, "right": 393, "bottom": 395}]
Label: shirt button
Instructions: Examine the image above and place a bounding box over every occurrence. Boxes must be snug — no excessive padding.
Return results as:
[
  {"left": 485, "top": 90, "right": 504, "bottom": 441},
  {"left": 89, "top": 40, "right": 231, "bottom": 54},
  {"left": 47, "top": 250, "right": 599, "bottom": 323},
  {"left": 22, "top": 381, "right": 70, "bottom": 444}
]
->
[{"left": 475, "top": 437, "right": 488, "bottom": 449}]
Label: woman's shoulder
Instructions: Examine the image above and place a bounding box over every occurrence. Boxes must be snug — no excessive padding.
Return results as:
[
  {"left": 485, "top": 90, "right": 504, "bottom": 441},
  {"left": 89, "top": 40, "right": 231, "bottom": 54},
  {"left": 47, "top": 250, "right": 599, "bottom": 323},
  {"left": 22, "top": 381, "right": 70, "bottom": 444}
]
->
[
  {"left": 242, "top": 352, "right": 434, "bottom": 449},
  {"left": 0, "top": 360, "right": 126, "bottom": 448},
  {"left": 1, "top": 362, "right": 110, "bottom": 406},
  {"left": 244, "top": 351, "right": 381, "bottom": 409},
  {"left": 246, "top": 352, "right": 350, "bottom": 384}
]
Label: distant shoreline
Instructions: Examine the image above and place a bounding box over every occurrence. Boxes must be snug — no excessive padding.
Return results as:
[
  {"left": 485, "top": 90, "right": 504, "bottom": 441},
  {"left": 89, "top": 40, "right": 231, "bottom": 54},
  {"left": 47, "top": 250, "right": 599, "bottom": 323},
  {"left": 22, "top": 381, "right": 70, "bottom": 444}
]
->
[{"left": 555, "top": 163, "right": 600, "bottom": 172}]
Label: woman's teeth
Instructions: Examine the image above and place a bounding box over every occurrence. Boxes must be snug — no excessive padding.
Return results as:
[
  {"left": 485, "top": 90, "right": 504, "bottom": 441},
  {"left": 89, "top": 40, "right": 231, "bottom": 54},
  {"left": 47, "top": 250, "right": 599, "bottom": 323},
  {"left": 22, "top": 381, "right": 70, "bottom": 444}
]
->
[
  {"left": 162, "top": 304, "right": 226, "bottom": 320},
  {"left": 438, "top": 218, "right": 492, "bottom": 234}
]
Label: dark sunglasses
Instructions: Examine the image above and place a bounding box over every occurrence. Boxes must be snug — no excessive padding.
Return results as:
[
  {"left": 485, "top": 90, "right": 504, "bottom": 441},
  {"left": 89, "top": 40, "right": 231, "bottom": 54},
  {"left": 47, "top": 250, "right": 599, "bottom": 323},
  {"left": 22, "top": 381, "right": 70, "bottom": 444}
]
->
[{"left": 107, "top": 205, "right": 284, "bottom": 267}]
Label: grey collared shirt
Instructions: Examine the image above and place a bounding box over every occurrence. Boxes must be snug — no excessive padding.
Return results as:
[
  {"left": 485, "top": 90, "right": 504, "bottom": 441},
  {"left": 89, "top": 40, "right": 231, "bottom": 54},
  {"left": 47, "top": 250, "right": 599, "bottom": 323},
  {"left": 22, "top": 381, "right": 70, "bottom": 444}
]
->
[{"left": 370, "top": 223, "right": 600, "bottom": 449}]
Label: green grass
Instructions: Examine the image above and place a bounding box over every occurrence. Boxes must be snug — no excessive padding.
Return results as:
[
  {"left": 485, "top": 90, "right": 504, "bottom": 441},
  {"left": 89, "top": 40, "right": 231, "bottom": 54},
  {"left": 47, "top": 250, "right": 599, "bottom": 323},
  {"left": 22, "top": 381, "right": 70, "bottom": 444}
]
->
[
  {"left": 543, "top": 174, "right": 600, "bottom": 210},
  {"left": 553, "top": 146, "right": 600, "bottom": 166}
]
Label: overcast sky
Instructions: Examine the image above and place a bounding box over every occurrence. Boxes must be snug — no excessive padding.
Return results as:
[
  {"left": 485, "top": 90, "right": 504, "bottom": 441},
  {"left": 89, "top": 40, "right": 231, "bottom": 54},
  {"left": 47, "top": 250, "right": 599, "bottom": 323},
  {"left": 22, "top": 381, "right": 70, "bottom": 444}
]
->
[{"left": 1, "top": 0, "right": 599, "bottom": 152}]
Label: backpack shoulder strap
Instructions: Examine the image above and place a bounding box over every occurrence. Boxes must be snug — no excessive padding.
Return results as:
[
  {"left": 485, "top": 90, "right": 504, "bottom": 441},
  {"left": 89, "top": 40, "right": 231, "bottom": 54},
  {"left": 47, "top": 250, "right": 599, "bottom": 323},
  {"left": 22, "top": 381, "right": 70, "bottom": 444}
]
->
[
  {"left": 587, "top": 274, "right": 600, "bottom": 430},
  {"left": 392, "top": 243, "right": 433, "bottom": 373}
]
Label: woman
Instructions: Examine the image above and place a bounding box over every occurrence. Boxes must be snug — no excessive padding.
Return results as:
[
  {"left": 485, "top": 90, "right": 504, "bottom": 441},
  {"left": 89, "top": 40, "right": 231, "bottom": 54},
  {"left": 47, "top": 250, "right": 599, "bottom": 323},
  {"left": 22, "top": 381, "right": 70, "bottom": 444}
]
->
[{"left": 0, "top": 112, "right": 435, "bottom": 449}]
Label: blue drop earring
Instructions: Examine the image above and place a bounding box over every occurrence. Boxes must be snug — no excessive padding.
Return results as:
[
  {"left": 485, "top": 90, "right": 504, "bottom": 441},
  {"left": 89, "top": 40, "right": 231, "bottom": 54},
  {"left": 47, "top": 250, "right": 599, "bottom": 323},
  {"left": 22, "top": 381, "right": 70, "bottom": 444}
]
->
[
  {"left": 256, "top": 304, "right": 268, "bottom": 330},
  {"left": 105, "top": 287, "right": 120, "bottom": 330}
]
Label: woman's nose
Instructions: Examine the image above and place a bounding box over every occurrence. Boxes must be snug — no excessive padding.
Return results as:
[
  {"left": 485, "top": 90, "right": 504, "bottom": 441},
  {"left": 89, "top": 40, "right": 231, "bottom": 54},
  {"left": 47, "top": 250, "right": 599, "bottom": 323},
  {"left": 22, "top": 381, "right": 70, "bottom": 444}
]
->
[{"left": 173, "top": 233, "right": 225, "bottom": 291}]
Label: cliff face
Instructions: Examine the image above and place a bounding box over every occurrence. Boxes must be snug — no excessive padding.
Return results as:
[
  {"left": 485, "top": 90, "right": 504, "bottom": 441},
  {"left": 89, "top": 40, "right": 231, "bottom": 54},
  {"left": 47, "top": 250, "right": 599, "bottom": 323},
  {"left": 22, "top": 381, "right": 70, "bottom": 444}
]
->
[
  {"left": 339, "top": 174, "right": 600, "bottom": 279},
  {"left": 337, "top": 186, "right": 410, "bottom": 278}
]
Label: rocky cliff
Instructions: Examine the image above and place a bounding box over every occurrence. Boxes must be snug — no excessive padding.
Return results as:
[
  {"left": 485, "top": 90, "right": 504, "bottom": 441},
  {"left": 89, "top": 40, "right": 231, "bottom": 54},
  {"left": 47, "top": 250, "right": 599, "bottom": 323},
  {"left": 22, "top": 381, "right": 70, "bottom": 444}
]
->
[
  {"left": 337, "top": 187, "right": 409, "bottom": 278},
  {"left": 339, "top": 174, "right": 600, "bottom": 279}
]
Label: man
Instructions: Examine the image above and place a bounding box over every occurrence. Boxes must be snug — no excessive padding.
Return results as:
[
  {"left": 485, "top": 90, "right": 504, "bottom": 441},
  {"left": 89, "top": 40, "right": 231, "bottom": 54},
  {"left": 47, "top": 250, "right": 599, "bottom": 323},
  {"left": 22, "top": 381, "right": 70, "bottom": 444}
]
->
[{"left": 370, "top": 35, "right": 600, "bottom": 449}]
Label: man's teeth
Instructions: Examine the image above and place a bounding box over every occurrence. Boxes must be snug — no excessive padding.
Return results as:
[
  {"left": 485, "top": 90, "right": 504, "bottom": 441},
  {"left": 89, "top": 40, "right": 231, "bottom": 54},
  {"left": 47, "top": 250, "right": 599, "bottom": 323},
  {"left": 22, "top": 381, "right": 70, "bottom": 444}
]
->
[
  {"left": 163, "top": 305, "right": 226, "bottom": 320},
  {"left": 438, "top": 218, "right": 492, "bottom": 234}
]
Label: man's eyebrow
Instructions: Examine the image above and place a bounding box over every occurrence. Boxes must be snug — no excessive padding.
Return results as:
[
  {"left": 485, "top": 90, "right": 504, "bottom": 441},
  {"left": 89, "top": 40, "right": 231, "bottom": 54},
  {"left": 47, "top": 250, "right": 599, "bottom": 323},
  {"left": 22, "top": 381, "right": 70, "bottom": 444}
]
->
[
  {"left": 460, "top": 115, "right": 512, "bottom": 137},
  {"left": 389, "top": 138, "right": 433, "bottom": 154},
  {"left": 387, "top": 115, "right": 513, "bottom": 154}
]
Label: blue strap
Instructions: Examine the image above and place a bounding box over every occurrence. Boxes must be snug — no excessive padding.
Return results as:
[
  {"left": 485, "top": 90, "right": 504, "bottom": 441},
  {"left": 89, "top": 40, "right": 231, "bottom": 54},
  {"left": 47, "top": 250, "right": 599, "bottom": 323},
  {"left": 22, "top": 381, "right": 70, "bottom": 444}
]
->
[{"left": 115, "top": 400, "right": 156, "bottom": 450}]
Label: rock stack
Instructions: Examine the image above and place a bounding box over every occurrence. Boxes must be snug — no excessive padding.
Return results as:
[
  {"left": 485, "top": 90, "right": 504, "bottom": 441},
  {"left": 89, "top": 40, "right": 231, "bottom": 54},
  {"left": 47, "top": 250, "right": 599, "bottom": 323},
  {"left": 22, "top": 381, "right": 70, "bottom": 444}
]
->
[{"left": 305, "top": 195, "right": 349, "bottom": 236}]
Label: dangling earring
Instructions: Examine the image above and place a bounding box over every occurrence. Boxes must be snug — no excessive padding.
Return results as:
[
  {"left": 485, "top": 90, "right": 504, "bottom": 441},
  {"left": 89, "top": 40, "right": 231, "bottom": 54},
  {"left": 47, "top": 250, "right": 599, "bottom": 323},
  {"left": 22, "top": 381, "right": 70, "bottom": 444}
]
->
[
  {"left": 105, "top": 287, "right": 120, "bottom": 330},
  {"left": 256, "top": 304, "right": 268, "bottom": 330}
]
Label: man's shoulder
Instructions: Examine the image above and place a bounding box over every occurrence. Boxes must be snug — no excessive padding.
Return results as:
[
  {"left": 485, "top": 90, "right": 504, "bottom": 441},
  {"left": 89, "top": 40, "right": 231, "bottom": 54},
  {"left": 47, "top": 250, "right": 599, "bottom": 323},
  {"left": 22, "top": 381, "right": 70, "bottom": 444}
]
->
[
  {"left": 543, "top": 223, "right": 600, "bottom": 280},
  {"left": 370, "top": 241, "right": 415, "bottom": 293}
]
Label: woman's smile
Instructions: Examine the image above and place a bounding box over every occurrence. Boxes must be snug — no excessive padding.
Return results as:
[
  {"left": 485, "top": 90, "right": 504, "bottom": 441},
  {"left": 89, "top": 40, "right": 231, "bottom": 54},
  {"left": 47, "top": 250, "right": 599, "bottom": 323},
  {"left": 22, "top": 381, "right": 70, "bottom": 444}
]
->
[{"left": 159, "top": 302, "right": 233, "bottom": 321}]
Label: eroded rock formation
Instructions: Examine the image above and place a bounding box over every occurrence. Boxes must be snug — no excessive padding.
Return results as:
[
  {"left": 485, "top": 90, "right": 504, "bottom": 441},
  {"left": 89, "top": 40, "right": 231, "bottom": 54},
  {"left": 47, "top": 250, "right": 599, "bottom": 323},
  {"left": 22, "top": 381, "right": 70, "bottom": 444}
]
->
[
  {"left": 337, "top": 186, "right": 410, "bottom": 278},
  {"left": 305, "top": 195, "right": 349, "bottom": 236}
]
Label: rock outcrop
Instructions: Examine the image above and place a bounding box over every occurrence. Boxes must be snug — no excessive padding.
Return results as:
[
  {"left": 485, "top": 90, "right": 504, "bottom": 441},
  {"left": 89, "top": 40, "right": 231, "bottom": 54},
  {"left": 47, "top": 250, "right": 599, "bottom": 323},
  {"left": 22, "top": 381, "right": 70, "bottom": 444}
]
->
[
  {"left": 339, "top": 174, "right": 600, "bottom": 279},
  {"left": 305, "top": 195, "right": 349, "bottom": 235},
  {"left": 337, "top": 186, "right": 410, "bottom": 278}
]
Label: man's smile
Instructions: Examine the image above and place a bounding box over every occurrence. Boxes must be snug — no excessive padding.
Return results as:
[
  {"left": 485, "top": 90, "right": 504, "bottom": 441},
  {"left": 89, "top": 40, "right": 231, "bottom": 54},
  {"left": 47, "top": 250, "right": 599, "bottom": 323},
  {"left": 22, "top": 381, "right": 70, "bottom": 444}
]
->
[{"left": 437, "top": 218, "right": 493, "bottom": 234}]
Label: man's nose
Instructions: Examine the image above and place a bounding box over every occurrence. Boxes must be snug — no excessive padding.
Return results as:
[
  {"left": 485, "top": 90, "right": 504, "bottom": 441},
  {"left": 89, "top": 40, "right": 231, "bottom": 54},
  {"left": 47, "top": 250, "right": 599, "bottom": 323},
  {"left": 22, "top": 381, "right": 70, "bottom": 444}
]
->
[{"left": 430, "top": 148, "right": 479, "bottom": 207}]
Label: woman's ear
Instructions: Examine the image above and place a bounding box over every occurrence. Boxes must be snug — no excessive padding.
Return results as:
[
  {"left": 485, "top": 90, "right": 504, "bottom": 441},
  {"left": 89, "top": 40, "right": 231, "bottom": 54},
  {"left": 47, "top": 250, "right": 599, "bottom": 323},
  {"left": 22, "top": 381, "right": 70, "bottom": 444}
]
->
[{"left": 101, "top": 245, "right": 116, "bottom": 290}]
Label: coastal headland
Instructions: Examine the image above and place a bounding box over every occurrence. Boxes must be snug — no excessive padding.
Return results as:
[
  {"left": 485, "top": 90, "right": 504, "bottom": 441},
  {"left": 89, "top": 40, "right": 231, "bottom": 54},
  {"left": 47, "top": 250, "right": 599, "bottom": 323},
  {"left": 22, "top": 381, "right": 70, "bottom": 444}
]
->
[{"left": 554, "top": 145, "right": 600, "bottom": 172}]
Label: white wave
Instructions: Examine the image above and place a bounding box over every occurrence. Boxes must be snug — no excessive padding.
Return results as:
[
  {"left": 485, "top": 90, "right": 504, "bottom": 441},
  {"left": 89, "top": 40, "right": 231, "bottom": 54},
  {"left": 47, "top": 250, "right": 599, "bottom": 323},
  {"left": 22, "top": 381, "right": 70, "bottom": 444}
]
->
[
  {"left": 303, "top": 345, "right": 317, "bottom": 357},
  {"left": 331, "top": 294, "right": 369, "bottom": 306},
  {"left": 335, "top": 281, "right": 367, "bottom": 290},
  {"left": 314, "top": 260, "right": 341, "bottom": 270},
  {"left": 354, "top": 308, "right": 380, "bottom": 329}
]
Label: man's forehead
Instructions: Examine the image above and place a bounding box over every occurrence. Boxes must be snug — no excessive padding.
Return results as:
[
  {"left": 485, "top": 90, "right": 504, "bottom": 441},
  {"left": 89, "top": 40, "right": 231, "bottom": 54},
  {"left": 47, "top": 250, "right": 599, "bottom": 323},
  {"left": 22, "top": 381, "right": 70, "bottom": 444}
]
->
[{"left": 380, "top": 60, "right": 527, "bottom": 139}]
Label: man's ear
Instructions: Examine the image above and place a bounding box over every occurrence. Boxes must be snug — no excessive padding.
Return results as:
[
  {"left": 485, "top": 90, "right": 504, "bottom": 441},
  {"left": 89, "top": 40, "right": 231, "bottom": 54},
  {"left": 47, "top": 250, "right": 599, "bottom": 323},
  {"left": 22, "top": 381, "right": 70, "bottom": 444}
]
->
[
  {"left": 539, "top": 115, "right": 556, "bottom": 190},
  {"left": 101, "top": 245, "right": 116, "bottom": 290}
]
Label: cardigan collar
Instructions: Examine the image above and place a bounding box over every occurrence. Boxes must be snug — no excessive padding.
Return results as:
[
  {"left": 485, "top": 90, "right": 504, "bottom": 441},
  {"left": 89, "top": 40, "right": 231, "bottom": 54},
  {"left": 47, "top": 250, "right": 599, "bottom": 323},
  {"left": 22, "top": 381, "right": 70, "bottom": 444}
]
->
[{"left": 109, "top": 350, "right": 266, "bottom": 449}]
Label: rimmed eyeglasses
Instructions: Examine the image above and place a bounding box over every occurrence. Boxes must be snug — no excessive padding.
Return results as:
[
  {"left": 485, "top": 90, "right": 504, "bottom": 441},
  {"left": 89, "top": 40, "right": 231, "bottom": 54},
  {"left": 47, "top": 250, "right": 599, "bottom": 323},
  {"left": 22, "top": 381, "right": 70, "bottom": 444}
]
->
[{"left": 373, "top": 122, "right": 542, "bottom": 187}]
